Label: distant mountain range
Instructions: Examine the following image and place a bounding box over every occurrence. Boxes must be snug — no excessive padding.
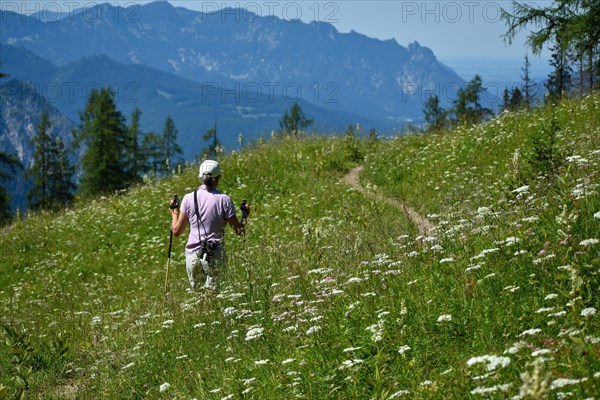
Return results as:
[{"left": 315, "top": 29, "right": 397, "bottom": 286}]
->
[
  {"left": 0, "top": 1, "right": 465, "bottom": 130},
  {"left": 1, "top": 43, "right": 386, "bottom": 159}
]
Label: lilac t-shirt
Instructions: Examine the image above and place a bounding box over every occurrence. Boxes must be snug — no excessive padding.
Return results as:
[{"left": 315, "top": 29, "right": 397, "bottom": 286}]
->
[{"left": 181, "top": 185, "right": 236, "bottom": 255}]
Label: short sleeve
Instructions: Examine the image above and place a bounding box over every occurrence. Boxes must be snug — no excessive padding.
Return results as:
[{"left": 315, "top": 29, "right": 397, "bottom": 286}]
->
[
  {"left": 181, "top": 193, "right": 193, "bottom": 218},
  {"left": 222, "top": 195, "right": 236, "bottom": 220}
]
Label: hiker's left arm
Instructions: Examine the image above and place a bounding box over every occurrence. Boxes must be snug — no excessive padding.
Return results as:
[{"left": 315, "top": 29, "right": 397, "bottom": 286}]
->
[{"left": 227, "top": 215, "right": 245, "bottom": 236}]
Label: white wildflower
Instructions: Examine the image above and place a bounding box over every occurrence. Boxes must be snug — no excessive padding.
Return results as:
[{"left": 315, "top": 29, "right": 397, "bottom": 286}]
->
[
  {"left": 306, "top": 325, "right": 321, "bottom": 335},
  {"left": 389, "top": 389, "right": 411, "bottom": 398},
  {"left": 467, "top": 355, "right": 511, "bottom": 371},
  {"left": 531, "top": 349, "right": 552, "bottom": 357},
  {"left": 437, "top": 314, "right": 452, "bottom": 322},
  {"left": 477, "top": 207, "right": 492, "bottom": 215},
  {"left": 222, "top": 307, "right": 236, "bottom": 316},
  {"left": 245, "top": 326, "right": 264, "bottom": 341},
  {"left": 580, "top": 307, "right": 597, "bottom": 317},
  {"left": 346, "top": 277, "right": 362, "bottom": 284},
  {"left": 159, "top": 382, "right": 170, "bottom": 393},
  {"left": 254, "top": 359, "right": 269, "bottom": 365},
  {"left": 365, "top": 320, "right": 385, "bottom": 342},
  {"left": 504, "top": 341, "right": 528, "bottom": 354},
  {"left": 594, "top": 211, "right": 600, "bottom": 219},
  {"left": 343, "top": 347, "right": 362, "bottom": 353},
  {"left": 518, "top": 328, "right": 542, "bottom": 337},
  {"left": 579, "top": 238, "right": 599, "bottom": 246},
  {"left": 471, "top": 383, "right": 512, "bottom": 395},
  {"left": 544, "top": 293, "right": 559, "bottom": 300},
  {"left": 535, "top": 307, "right": 556, "bottom": 314},
  {"left": 519, "top": 358, "right": 549, "bottom": 399},
  {"left": 398, "top": 345, "right": 411, "bottom": 355},
  {"left": 241, "top": 377, "right": 255, "bottom": 386},
  {"left": 513, "top": 185, "right": 530, "bottom": 194},
  {"left": 550, "top": 377, "right": 588, "bottom": 390},
  {"left": 339, "top": 359, "right": 364, "bottom": 370}
]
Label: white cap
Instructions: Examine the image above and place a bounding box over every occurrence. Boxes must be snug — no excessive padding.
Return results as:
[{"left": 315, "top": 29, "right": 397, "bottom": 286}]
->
[{"left": 199, "top": 160, "right": 221, "bottom": 178}]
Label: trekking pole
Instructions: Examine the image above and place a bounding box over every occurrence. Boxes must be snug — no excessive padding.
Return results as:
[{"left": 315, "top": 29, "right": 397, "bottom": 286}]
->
[
  {"left": 240, "top": 199, "right": 249, "bottom": 226},
  {"left": 164, "top": 230, "right": 173, "bottom": 294},
  {"left": 240, "top": 199, "right": 250, "bottom": 245},
  {"left": 165, "top": 195, "right": 180, "bottom": 295}
]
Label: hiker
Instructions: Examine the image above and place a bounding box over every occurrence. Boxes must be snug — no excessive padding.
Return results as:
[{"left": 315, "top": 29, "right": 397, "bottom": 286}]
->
[{"left": 169, "top": 160, "right": 246, "bottom": 291}]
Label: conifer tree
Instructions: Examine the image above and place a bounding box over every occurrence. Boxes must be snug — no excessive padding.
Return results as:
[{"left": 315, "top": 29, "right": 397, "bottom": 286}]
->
[
  {"left": 141, "top": 131, "right": 164, "bottom": 177},
  {"left": 202, "top": 119, "right": 221, "bottom": 159},
  {"left": 510, "top": 87, "right": 525, "bottom": 110},
  {"left": 423, "top": 95, "right": 447, "bottom": 131},
  {"left": 452, "top": 75, "right": 492, "bottom": 126},
  {"left": 27, "top": 111, "right": 76, "bottom": 210},
  {"left": 502, "top": 87, "right": 511, "bottom": 112},
  {"left": 74, "top": 88, "right": 131, "bottom": 196},
  {"left": 545, "top": 40, "right": 573, "bottom": 104},
  {"left": 521, "top": 54, "right": 536, "bottom": 110},
  {"left": 502, "top": 0, "right": 599, "bottom": 97},
  {"left": 279, "top": 102, "right": 313, "bottom": 138},
  {"left": 162, "top": 115, "right": 183, "bottom": 173},
  {"left": 127, "top": 108, "right": 144, "bottom": 183},
  {"left": 0, "top": 152, "right": 22, "bottom": 225}
]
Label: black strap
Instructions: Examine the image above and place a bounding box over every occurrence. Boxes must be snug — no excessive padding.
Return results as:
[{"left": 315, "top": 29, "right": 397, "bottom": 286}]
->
[{"left": 193, "top": 189, "right": 204, "bottom": 244}]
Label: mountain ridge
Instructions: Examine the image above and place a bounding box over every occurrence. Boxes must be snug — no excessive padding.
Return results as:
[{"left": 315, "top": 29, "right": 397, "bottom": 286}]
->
[
  {"left": 0, "top": 2, "right": 465, "bottom": 122},
  {"left": 1, "top": 44, "right": 386, "bottom": 161}
]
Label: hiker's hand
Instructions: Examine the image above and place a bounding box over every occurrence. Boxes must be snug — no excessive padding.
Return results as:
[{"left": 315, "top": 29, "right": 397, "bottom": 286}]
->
[{"left": 241, "top": 200, "right": 250, "bottom": 224}]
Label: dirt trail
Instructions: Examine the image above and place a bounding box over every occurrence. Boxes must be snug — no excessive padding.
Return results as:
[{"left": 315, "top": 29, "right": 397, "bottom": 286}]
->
[{"left": 342, "top": 165, "right": 434, "bottom": 237}]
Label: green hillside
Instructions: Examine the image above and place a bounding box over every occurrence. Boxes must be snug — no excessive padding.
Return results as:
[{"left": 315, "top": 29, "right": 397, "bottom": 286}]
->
[{"left": 1, "top": 94, "right": 599, "bottom": 399}]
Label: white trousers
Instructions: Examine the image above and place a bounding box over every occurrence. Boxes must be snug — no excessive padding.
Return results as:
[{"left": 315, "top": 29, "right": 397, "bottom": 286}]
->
[{"left": 185, "top": 245, "right": 226, "bottom": 291}]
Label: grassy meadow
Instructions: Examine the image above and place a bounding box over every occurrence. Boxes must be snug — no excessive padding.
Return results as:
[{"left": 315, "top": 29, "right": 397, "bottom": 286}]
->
[{"left": 1, "top": 93, "right": 599, "bottom": 399}]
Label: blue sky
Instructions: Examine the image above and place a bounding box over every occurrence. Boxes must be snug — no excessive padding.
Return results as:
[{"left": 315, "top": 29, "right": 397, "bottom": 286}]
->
[{"left": 4, "top": 0, "right": 554, "bottom": 81}]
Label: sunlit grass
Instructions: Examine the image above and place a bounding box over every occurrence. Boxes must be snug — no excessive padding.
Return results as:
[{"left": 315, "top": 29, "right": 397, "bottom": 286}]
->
[{"left": 1, "top": 94, "right": 599, "bottom": 399}]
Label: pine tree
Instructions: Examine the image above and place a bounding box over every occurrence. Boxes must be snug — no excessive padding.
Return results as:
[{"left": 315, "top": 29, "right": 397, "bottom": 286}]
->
[
  {"left": 202, "top": 119, "right": 222, "bottom": 159},
  {"left": 47, "top": 137, "right": 76, "bottom": 208},
  {"left": 162, "top": 115, "right": 183, "bottom": 173},
  {"left": 74, "top": 88, "right": 131, "bottom": 196},
  {"left": 452, "top": 75, "right": 492, "bottom": 126},
  {"left": 127, "top": 108, "right": 144, "bottom": 183},
  {"left": 0, "top": 151, "right": 22, "bottom": 225},
  {"left": 545, "top": 40, "right": 573, "bottom": 104},
  {"left": 279, "top": 102, "right": 313, "bottom": 138},
  {"left": 510, "top": 87, "right": 525, "bottom": 110},
  {"left": 502, "top": 0, "right": 599, "bottom": 96},
  {"left": 27, "top": 111, "right": 52, "bottom": 210},
  {"left": 141, "top": 132, "right": 164, "bottom": 177},
  {"left": 423, "top": 95, "right": 447, "bottom": 131},
  {"left": 502, "top": 87, "right": 511, "bottom": 112},
  {"left": 521, "top": 54, "right": 536, "bottom": 110}
]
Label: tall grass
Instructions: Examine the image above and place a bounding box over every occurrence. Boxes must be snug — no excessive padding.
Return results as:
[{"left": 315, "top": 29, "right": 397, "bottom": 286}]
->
[{"left": 1, "top": 94, "right": 599, "bottom": 399}]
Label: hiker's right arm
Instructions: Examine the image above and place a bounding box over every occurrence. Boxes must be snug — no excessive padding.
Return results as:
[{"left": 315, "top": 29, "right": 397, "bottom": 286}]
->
[
  {"left": 170, "top": 207, "right": 188, "bottom": 236},
  {"left": 227, "top": 215, "right": 245, "bottom": 236}
]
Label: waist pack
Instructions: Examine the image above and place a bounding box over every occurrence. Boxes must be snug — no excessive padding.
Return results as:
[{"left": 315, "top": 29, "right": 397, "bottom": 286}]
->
[{"left": 199, "top": 240, "right": 220, "bottom": 262}]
